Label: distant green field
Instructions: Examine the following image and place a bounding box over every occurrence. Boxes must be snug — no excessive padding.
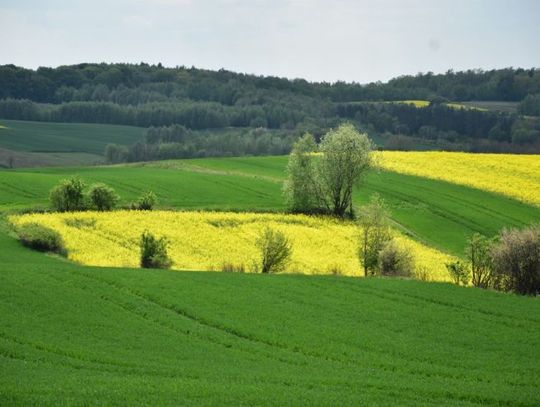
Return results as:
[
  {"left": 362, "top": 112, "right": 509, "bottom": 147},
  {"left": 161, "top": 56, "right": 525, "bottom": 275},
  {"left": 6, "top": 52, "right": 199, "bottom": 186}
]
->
[
  {"left": 0, "top": 119, "right": 145, "bottom": 155},
  {"left": 0, "top": 224, "right": 538, "bottom": 405},
  {"left": 0, "top": 147, "right": 103, "bottom": 169},
  {"left": 2, "top": 156, "right": 539, "bottom": 255}
]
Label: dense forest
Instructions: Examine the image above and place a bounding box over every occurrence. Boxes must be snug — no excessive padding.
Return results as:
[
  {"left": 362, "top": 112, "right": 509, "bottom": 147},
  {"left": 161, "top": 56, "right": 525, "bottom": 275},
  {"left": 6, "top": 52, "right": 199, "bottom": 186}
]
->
[{"left": 1, "top": 63, "right": 539, "bottom": 158}]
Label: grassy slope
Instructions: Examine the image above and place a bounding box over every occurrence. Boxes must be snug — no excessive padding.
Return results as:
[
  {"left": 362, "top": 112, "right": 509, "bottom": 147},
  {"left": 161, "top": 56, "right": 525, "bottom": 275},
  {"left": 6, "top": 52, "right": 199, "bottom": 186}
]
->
[
  {"left": 0, "top": 165, "right": 284, "bottom": 212},
  {"left": 0, "top": 147, "right": 102, "bottom": 169},
  {"left": 153, "top": 156, "right": 540, "bottom": 255},
  {"left": 1, "top": 226, "right": 539, "bottom": 405},
  {"left": 2, "top": 156, "right": 539, "bottom": 255},
  {"left": 0, "top": 119, "right": 145, "bottom": 155},
  {"left": 1, "top": 155, "right": 539, "bottom": 404}
]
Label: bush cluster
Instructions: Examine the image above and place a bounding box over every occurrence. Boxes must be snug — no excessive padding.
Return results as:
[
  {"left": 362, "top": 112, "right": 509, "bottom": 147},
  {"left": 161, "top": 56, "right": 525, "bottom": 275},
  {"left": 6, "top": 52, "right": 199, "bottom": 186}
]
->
[
  {"left": 256, "top": 227, "right": 292, "bottom": 274},
  {"left": 16, "top": 223, "right": 66, "bottom": 256},
  {"left": 140, "top": 231, "right": 172, "bottom": 269},
  {"left": 378, "top": 240, "right": 414, "bottom": 277},
  {"left": 49, "top": 177, "right": 158, "bottom": 212},
  {"left": 49, "top": 177, "right": 86, "bottom": 212},
  {"left": 87, "top": 183, "right": 119, "bottom": 211},
  {"left": 131, "top": 191, "right": 157, "bottom": 211},
  {"left": 449, "top": 226, "right": 540, "bottom": 296}
]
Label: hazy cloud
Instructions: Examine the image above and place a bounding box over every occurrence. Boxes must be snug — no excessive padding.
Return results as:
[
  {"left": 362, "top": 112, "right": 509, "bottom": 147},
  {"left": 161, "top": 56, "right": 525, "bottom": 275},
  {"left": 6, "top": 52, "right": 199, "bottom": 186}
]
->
[{"left": 0, "top": 0, "right": 538, "bottom": 83}]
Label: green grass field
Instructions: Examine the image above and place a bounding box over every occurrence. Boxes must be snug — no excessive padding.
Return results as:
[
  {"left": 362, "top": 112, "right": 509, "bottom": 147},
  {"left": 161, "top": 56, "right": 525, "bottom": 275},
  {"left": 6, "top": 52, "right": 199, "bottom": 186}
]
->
[
  {"left": 2, "top": 156, "right": 539, "bottom": 255},
  {"left": 0, "top": 223, "right": 539, "bottom": 405},
  {"left": 1, "top": 154, "right": 539, "bottom": 404},
  {"left": 0, "top": 119, "right": 146, "bottom": 155}
]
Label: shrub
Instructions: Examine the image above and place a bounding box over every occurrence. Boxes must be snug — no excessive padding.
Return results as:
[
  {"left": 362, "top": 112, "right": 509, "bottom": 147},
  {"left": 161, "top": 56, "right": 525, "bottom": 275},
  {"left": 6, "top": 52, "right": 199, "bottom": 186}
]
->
[
  {"left": 133, "top": 191, "right": 157, "bottom": 210},
  {"left": 466, "top": 233, "right": 494, "bottom": 288},
  {"left": 378, "top": 240, "right": 414, "bottom": 277},
  {"left": 49, "top": 177, "right": 86, "bottom": 212},
  {"left": 358, "top": 194, "right": 391, "bottom": 276},
  {"left": 446, "top": 261, "right": 470, "bottom": 286},
  {"left": 88, "top": 183, "right": 119, "bottom": 211},
  {"left": 256, "top": 227, "right": 292, "bottom": 274},
  {"left": 16, "top": 223, "right": 66, "bottom": 255},
  {"left": 491, "top": 225, "right": 540, "bottom": 295},
  {"left": 140, "top": 231, "right": 172, "bottom": 269}
]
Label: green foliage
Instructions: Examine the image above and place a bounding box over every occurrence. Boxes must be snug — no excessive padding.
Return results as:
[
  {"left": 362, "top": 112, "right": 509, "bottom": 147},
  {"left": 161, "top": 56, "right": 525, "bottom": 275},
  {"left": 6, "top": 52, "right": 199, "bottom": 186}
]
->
[
  {"left": 318, "top": 123, "right": 373, "bottom": 217},
  {"left": 49, "top": 176, "right": 86, "bottom": 212},
  {"left": 358, "top": 194, "right": 391, "bottom": 276},
  {"left": 446, "top": 260, "right": 470, "bottom": 286},
  {"left": 284, "top": 125, "right": 373, "bottom": 218},
  {"left": 518, "top": 93, "right": 540, "bottom": 116},
  {"left": 283, "top": 133, "right": 320, "bottom": 213},
  {"left": 466, "top": 233, "right": 494, "bottom": 289},
  {"left": 104, "top": 143, "right": 129, "bottom": 164},
  {"left": 133, "top": 191, "right": 158, "bottom": 211},
  {"left": 491, "top": 225, "right": 540, "bottom": 295},
  {"left": 378, "top": 239, "right": 414, "bottom": 277},
  {"left": 256, "top": 227, "right": 292, "bottom": 273},
  {"left": 16, "top": 223, "right": 66, "bottom": 255},
  {"left": 88, "top": 183, "right": 119, "bottom": 211},
  {"left": 139, "top": 230, "right": 172, "bottom": 269}
]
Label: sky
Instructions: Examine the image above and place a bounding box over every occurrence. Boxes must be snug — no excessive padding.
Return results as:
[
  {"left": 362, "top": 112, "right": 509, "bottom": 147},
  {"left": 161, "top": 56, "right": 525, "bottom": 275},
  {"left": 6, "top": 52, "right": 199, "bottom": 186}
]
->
[{"left": 1, "top": 0, "right": 539, "bottom": 84}]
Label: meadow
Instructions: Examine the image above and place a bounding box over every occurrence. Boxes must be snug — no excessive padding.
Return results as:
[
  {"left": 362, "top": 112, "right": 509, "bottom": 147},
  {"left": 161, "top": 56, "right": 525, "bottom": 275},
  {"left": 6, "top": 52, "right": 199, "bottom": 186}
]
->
[
  {"left": 1, "top": 150, "right": 540, "bottom": 404},
  {"left": 0, "top": 119, "right": 145, "bottom": 155}
]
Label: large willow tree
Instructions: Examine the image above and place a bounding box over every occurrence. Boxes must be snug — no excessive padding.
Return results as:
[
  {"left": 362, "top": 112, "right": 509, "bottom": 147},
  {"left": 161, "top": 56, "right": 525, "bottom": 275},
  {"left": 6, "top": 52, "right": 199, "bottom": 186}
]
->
[{"left": 284, "top": 123, "right": 373, "bottom": 218}]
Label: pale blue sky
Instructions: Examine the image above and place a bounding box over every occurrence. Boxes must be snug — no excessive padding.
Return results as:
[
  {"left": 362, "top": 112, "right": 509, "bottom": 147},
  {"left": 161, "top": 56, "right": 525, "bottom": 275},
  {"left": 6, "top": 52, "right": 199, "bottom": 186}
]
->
[{"left": 1, "top": 0, "right": 539, "bottom": 83}]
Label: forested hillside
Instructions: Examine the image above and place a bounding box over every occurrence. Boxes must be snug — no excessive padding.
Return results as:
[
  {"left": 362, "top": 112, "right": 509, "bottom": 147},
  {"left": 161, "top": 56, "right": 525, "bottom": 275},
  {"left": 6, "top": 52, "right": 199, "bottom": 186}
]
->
[{"left": 1, "top": 64, "right": 539, "bottom": 158}]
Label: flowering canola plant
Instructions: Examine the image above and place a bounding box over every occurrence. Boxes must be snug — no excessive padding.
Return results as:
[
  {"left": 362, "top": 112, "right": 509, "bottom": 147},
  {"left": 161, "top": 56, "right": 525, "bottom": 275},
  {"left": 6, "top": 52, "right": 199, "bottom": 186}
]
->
[
  {"left": 11, "top": 210, "right": 454, "bottom": 280},
  {"left": 377, "top": 151, "right": 540, "bottom": 207}
]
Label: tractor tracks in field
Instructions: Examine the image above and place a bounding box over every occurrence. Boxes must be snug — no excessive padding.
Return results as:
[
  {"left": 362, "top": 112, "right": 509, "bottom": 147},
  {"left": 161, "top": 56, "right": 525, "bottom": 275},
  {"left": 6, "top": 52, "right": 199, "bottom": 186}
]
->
[
  {"left": 61, "top": 269, "right": 513, "bottom": 388},
  {"left": 68, "top": 270, "right": 318, "bottom": 369},
  {"left": 140, "top": 161, "right": 283, "bottom": 184},
  {"left": 317, "top": 277, "right": 540, "bottom": 330}
]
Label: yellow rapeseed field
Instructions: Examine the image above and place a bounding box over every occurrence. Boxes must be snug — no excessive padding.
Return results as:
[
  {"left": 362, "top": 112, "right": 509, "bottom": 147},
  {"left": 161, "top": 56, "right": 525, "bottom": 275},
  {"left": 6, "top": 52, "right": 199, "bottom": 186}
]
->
[
  {"left": 387, "top": 100, "right": 430, "bottom": 108},
  {"left": 11, "top": 211, "right": 454, "bottom": 280},
  {"left": 378, "top": 151, "right": 540, "bottom": 207}
]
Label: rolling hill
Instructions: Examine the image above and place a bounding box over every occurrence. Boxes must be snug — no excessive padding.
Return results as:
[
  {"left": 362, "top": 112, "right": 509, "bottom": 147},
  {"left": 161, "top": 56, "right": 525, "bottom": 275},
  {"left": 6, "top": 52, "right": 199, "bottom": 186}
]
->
[
  {"left": 0, "top": 119, "right": 145, "bottom": 154},
  {"left": 0, "top": 119, "right": 146, "bottom": 168},
  {"left": 0, "top": 223, "right": 539, "bottom": 405},
  {"left": 1, "top": 152, "right": 539, "bottom": 404},
  {"left": 2, "top": 155, "right": 539, "bottom": 255}
]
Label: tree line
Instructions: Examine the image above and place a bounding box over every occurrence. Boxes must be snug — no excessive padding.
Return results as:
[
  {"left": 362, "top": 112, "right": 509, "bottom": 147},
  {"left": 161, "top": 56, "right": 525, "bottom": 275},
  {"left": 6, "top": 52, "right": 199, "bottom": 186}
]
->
[
  {"left": 338, "top": 101, "right": 540, "bottom": 149},
  {"left": 1, "top": 63, "right": 539, "bottom": 103},
  {"left": 105, "top": 126, "right": 296, "bottom": 163},
  {"left": 1, "top": 63, "right": 540, "bottom": 154}
]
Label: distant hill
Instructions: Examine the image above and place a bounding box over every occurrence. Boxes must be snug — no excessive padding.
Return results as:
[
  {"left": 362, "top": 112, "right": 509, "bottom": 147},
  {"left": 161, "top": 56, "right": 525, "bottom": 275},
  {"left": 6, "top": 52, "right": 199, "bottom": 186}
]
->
[
  {"left": 0, "top": 64, "right": 539, "bottom": 156},
  {"left": 1, "top": 63, "right": 539, "bottom": 104}
]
